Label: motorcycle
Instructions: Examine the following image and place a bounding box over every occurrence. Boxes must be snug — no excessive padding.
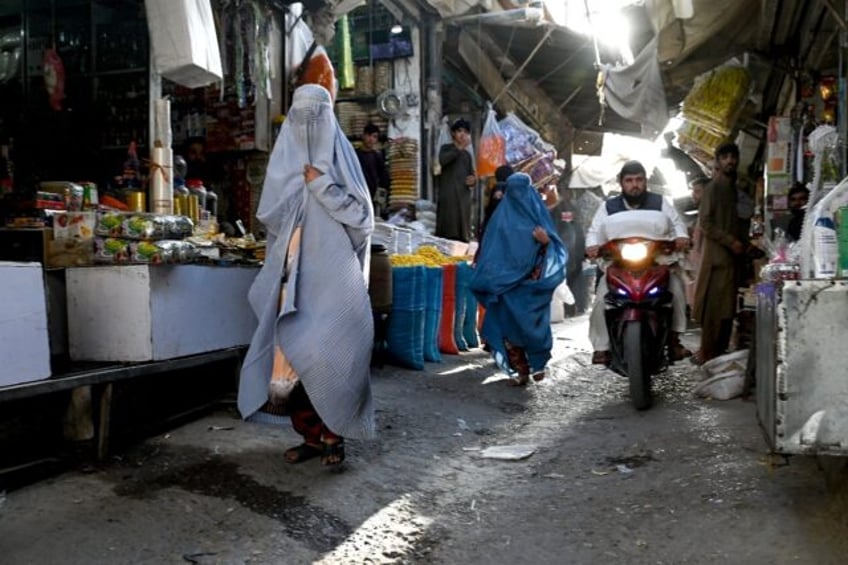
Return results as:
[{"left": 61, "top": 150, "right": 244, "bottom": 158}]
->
[{"left": 600, "top": 238, "right": 677, "bottom": 410}]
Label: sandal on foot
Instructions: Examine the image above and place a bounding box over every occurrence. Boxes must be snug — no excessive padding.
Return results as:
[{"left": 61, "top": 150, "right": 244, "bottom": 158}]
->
[
  {"left": 284, "top": 443, "right": 323, "bottom": 464},
  {"left": 321, "top": 440, "right": 345, "bottom": 466},
  {"left": 506, "top": 374, "right": 529, "bottom": 387}
]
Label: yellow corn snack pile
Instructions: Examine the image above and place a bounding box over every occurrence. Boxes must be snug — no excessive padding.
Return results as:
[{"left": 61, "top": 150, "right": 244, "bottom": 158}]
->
[{"left": 389, "top": 245, "right": 472, "bottom": 267}]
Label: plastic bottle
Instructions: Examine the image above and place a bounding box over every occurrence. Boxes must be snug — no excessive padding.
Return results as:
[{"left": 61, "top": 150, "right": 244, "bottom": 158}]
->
[{"left": 813, "top": 216, "right": 838, "bottom": 278}]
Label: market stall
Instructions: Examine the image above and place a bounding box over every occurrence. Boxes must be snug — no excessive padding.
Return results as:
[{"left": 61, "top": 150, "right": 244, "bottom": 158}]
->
[
  {"left": 754, "top": 78, "right": 848, "bottom": 456},
  {"left": 0, "top": 0, "right": 280, "bottom": 464}
]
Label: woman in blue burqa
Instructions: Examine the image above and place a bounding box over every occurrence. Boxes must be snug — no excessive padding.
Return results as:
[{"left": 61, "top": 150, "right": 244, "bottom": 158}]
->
[
  {"left": 470, "top": 172, "right": 567, "bottom": 386},
  {"left": 239, "top": 83, "right": 375, "bottom": 466}
]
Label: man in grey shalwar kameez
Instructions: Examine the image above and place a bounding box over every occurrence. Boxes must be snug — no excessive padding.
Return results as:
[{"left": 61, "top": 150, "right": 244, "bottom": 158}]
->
[
  {"left": 239, "top": 83, "right": 375, "bottom": 466},
  {"left": 435, "top": 119, "right": 476, "bottom": 242}
]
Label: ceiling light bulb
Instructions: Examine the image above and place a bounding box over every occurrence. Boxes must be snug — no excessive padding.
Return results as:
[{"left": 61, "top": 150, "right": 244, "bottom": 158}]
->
[{"left": 391, "top": 24, "right": 403, "bottom": 34}]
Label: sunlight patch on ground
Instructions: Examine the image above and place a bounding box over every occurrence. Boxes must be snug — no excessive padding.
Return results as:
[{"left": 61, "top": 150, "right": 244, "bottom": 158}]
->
[
  {"left": 436, "top": 364, "right": 478, "bottom": 376},
  {"left": 315, "top": 494, "right": 432, "bottom": 564}
]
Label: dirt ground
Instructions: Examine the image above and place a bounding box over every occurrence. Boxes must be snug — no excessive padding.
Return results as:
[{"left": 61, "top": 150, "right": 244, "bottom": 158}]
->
[{"left": 2, "top": 316, "right": 848, "bottom": 564}]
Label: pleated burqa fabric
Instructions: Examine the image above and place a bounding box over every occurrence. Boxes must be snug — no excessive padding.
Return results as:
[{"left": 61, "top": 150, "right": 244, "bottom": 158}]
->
[
  {"left": 238, "top": 84, "right": 376, "bottom": 440},
  {"left": 470, "top": 173, "right": 567, "bottom": 374}
]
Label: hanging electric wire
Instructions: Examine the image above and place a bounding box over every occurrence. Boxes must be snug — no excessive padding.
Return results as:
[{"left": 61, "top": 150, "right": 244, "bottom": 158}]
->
[{"left": 583, "top": 0, "right": 606, "bottom": 126}]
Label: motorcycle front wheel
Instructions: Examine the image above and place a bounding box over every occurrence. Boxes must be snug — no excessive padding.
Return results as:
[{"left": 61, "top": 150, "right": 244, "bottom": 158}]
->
[{"left": 623, "top": 321, "right": 652, "bottom": 410}]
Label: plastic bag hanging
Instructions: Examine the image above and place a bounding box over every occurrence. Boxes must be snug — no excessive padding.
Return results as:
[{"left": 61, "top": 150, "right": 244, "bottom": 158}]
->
[
  {"left": 433, "top": 116, "right": 451, "bottom": 176},
  {"left": 476, "top": 103, "right": 505, "bottom": 177}
]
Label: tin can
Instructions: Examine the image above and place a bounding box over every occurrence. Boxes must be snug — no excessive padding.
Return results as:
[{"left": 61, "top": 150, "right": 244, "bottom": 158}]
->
[
  {"left": 126, "top": 190, "right": 146, "bottom": 212},
  {"left": 187, "top": 194, "right": 199, "bottom": 224},
  {"left": 177, "top": 194, "right": 190, "bottom": 217}
]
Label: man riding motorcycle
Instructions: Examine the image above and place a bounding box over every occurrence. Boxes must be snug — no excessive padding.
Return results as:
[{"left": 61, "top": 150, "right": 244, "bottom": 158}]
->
[{"left": 586, "top": 160, "right": 691, "bottom": 366}]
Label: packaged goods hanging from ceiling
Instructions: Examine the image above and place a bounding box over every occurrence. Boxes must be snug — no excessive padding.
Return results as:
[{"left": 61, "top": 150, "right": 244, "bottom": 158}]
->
[
  {"left": 145, "top": 0, "right": 223, "bottom": 89},
  {"left": 681, "top": 64, "right": 750, "bottom": 136}
]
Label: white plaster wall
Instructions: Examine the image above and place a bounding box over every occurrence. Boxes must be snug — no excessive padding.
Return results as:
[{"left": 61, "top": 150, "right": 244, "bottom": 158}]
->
[{"left": 387, "top": 26, "right": 422, "bottom": 144}]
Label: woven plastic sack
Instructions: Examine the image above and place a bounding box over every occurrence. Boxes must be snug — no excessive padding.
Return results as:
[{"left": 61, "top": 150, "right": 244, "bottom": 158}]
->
[
  {"left": 296, "top": 46, "right": 336, "bottom": 97},
  {"left": 423, "top": 266, "right": 443, "bottom": 362},
  {"left": 453, "top": 262, "right": 470, "bottom": 351},
  {"left": 438, "top": 263, "right": 459, "bottom": 354},
  {"left": 386, "top": 266, "right": 425, "bottom": 370}
]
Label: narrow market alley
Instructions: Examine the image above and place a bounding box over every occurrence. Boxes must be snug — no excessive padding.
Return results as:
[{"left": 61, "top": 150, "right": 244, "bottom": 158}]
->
[{"left": 2, "top": 316, "right": 848, "bottom": 564}]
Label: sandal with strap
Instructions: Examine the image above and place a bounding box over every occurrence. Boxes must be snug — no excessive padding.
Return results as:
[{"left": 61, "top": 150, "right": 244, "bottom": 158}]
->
[
  {"left": 506, "top": 374, "right": 529, "bottom": 387},
  {"left": 284, "top": 443, "right": 323, "bottom": 464},
  {"left": 321, "top": 440, "right": 345, "bottom": 466}
]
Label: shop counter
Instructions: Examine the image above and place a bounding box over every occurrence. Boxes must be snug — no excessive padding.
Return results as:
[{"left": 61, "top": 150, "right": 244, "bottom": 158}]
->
[
  {"left": 67, "top": 264, "right": 258, "bottom": 362},
  {"left": 756, "top": 280, "right": 848, "bottom": 456},
  {"left": 0, "top": 262, "right": 52, "bottom": 387}
]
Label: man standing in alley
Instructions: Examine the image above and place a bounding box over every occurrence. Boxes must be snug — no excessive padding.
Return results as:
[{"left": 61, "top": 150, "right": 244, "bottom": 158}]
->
[
  {"left": 692, "top": 143, "right": 747, "bottom": 364},
  {"left": 436, "top": 118, "right": 476, "bottom": 242}
]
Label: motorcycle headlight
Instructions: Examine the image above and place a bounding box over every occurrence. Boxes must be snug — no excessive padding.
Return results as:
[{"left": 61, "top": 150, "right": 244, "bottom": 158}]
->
[{"left": 620, "top": 242, "right": 649, "bottom": 263}]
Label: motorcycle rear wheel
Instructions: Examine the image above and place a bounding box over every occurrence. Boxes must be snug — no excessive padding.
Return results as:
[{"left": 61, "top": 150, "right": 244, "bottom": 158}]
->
[{"left": 624, "top": 321, "right": 652, "bottom": 410}]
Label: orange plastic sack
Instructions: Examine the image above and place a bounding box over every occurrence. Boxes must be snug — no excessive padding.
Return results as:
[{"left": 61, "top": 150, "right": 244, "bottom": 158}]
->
[
  {"left": 477, "top": 136, "right": 505, "bottom": 177},
  {"left": 295, "top": 47, "right": 336, "bottom": 98},
  {"left": 438, "top": 264, "right": 459, "bottom": 354}
]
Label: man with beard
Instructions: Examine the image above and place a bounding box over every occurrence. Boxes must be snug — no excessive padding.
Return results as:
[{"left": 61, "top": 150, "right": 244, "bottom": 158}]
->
[
  {"left": 784, "top": 183, "right": 810, "bottom": 242},
  {"left": 586, "top": 161, "right": 690, "bottom": 365},
  {"left": 692, "top": 143, "right": 748, "bottom": 364}
]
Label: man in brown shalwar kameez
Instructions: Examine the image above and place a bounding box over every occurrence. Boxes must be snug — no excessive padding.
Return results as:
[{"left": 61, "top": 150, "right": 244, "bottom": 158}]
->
[
  {"left": 692, "top": 143, "right": 747, "bottom": 364},
  {"left": 436, "top": 119, "right": 476, "bottom": 242}
]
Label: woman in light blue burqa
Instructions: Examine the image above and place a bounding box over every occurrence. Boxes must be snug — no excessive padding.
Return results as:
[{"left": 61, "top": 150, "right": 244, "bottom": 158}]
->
[
  {"left": 471, "top": 172, "right": 567, "bottom": 386},
  {"left": 239, "top": 83, "right": 375, "bottom": 466}
]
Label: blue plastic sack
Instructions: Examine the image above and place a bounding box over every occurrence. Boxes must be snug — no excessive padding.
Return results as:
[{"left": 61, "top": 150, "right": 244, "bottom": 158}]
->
[
  {"left": 386, "top": 266, "right": 426, "bottom": 370},
  {"left": 423, "top": 267, "right": 443, "bottom": 362},
  {"left": 453, "top": 262, "right": 470, "bottom": 351}
]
